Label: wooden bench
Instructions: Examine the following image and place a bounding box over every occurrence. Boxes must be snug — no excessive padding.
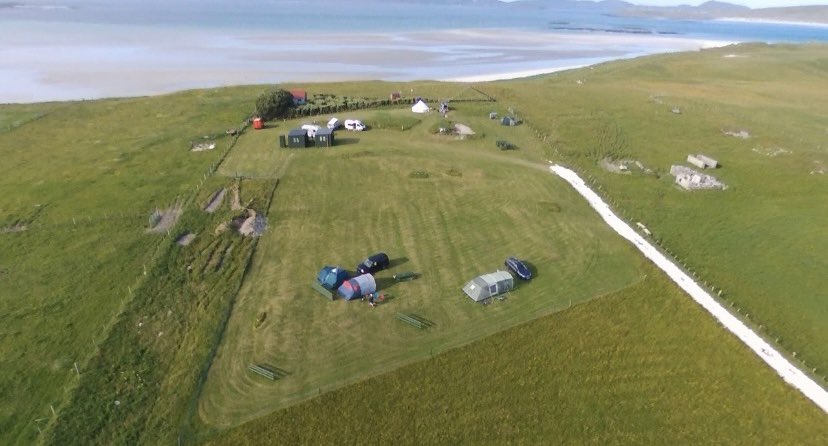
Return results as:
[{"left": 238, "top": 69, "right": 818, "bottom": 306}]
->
[
  {"left": 396, "top": 313, "right": 433, "bottom": 330},
  {"left": 393, "top": 271, "right": 419, "bottom": 282},
  {"left": 496, "top": 140, "right": 516, "bottom": 150},
  {"left": 247, "top": 363, "right": 284, "bottom": 381}
]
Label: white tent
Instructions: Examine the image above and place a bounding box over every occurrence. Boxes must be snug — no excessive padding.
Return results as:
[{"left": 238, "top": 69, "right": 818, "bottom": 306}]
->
[{"left": 411, "top": 100, "right": 429, "bottom": 113}]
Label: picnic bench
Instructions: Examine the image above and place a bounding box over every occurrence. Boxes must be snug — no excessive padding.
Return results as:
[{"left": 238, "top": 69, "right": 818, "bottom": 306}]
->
[
  {"left": 393, "top": 271, "right": 419, "bottom": 282},
  {"left": 496, "top": 140, "right": 516, "bottom": 150},
  {"left": 247, "top": 363, "right": 285, "bottom": 381},
  {"left": 396, "top": 313, "right": 431, "bottom": 330}
]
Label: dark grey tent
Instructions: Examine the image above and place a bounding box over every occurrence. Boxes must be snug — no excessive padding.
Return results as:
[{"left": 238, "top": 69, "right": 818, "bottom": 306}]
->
[
  {"left": 462, "top": 270, "right": 514, "bottom": 302},
  {"left": 501, "top": 116, "right": 517, "bottom": 126}
]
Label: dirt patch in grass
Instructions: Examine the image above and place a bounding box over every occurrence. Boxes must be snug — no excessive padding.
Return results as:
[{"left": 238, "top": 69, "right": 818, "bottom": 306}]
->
[
  {"left": 454, "top": 123, "right": 475, "bottom": 136},
  {"left": 176, "top": 232, "right": 196, "bottom": 246},
  {"left": 231, "top": 209, "right": 268, "bottom": 237},
  {"left": 191, "top": 142, "right": 216, "bottom": 152},
  {"left": 230, "top": 185, "right": 243, "bottom": 211},
  {"left": 600, "top": 158, "right": 652, "bottom": 175},
  {"left": 147, "top": 200, "right": 184, "bottom": 233},
  {"left": 722, "top": 128, "right": 750, "bottom": 139},
  {"left": 0, "top": 223, "right": 27, "bottom": 233},
  {"left": 204, "top": 188, "right": 226, "bottom": 213}
]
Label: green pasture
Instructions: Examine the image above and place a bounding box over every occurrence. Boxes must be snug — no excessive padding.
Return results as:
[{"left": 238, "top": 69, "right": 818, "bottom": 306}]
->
[
  {"left": 209, "top": 270, "right": 828, "bottom": 445},
  {"left": 498, "top": 43, "right": 828, "bottom": 375},
  {"left": 198, "top": 106, "right": 644, "bottom": 429},
  {"left": 0, "top": 44, "right": 826, "bottom": 445},
  {"left": 0, "top": 87, "right": 258, "bottom": 445}
]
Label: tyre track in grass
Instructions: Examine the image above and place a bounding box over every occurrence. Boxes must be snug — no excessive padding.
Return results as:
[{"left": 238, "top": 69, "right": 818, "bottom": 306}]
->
[{"left": 549, "top": 163, "right": 828, "bottom": 414}]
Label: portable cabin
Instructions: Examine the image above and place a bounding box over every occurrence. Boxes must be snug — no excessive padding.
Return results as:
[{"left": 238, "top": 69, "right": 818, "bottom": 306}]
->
[
  {"left": 252, "top": 118, "right": 264, "bottom": 129},
  {"left": 337, "top": 273, "right": 377, "bottom": 300},
  {"left": 462, "top": 270, "right": 514, "bottom": 302},
  {"left": 287, "top": 128, "right": 308, "bottom": 148},
  {"left": 314, "top": 127, "right": 335, "bottom": 147},
  {"left": 317, "top": 266, "right": 349, "bottom": 290}
]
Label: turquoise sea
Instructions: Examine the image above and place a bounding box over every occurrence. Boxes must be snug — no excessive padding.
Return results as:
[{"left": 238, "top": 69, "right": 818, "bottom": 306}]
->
[{"left": 1, "top": 0, "right": 827, "bottom": 103}]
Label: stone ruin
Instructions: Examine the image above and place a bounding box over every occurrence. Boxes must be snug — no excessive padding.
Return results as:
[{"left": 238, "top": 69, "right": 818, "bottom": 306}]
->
[{"left": 670, "top": 165, "right": 727, "bottom": 191}]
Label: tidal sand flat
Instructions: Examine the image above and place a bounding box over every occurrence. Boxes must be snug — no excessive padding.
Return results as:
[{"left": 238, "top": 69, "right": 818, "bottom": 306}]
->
[{"left": 0, "top": 21, "right": 729, "bottom": 103}]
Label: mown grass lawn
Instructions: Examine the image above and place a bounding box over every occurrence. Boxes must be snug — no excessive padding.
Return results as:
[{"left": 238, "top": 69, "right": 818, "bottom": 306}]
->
[{"left": 198, "top": 106, "right": 645, "bottom": 429}]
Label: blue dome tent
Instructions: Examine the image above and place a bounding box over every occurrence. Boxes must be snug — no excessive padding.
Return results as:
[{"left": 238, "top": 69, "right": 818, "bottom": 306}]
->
[{"left": 317, "top": 266, "right": 349, "bottom": 290}]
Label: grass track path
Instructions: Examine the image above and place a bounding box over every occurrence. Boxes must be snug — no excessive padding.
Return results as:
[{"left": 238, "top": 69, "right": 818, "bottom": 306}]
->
[{"left": 550, "top": 164, "right": 828, "bottom": 414}]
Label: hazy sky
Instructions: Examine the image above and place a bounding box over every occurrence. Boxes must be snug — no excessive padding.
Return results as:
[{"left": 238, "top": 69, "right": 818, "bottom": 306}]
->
[{"left": 578, "top": 0, "right": 828, "bottom": 7}]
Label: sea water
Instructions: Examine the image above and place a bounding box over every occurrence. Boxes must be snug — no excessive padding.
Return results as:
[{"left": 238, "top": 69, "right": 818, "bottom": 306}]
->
[{"left": 1, "top": 0, "right": 826, "bottom": 103}]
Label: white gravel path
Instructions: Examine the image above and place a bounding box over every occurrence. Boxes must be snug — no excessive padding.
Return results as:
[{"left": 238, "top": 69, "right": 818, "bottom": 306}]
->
[{"left": 550, "top": 163, "right": 828, "bottom": 413}]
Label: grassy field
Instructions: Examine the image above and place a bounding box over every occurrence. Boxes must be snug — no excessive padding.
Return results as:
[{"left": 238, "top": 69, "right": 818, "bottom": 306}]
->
[
  {"left": 0, "top": 44, "right": 826, "bottom": 445},
  {"left": 208, "top": 270, "right": 828, "bottom": 445},
  {"left": 0, "top": 87, "right": 259, "bottom": 444},
  {"left": 498, "top": 43, "right": 828, "bottom": 376},
  {"left": 197, "top": 108, "right": 644, "bottom": 430}
]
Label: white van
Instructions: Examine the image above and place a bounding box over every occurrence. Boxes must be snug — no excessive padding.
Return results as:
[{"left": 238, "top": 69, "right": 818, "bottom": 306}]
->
[
  {"left": 327, "top": 117, "right": 341, "bottom": 130},
  {"left": 344, "top": 119, "right": 365, "bottom": 131},
  {"left": 301, "top": 124, "right": 321, "bottom": 138}
]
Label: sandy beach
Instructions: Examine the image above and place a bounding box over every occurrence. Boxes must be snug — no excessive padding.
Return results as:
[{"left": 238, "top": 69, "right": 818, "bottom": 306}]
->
[{"left": 0, "top": 21, "right": 731, "bottom": 103}]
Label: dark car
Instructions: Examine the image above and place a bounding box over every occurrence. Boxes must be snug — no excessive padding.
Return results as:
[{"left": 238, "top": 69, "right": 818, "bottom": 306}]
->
[
  {"left": 356, "top": 252, "right": 390, "bottom": 275},
  {"left": 505, "top": 256, "right": 532, "bottom": 280}
]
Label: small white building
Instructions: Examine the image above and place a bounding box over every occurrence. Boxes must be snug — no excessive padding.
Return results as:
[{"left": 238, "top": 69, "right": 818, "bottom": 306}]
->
[
  {"left": 697, "top": 154, "right": 718, "bottom": 168},
  {"left": 687, "top": 154, "right": 707, "bottom": 169},
  {"left": 687, "top": 154, "right": 718, "bottom": 169}
]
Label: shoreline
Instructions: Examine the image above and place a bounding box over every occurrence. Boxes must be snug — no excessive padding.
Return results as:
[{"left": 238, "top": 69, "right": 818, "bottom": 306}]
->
[
  {"left": 715, "top": 17, "right": 828, "bottom": 28},
  {"left": 1, "top": 24, "right": 733, "bottom": 104}
]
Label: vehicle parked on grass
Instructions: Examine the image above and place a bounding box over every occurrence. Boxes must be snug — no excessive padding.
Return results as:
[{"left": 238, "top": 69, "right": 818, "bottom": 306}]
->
[
  {"left": 504, "top": 256, "right": 532, "bottom": 280},
  {"left": 356, "top": 252, "right": 390, "bottom": 275},
  {"left": 301, "top": 124, "right": 321, "bottom": 138},
  {"left": 344, "top": 119, "right": 365, "bottom": 131}
]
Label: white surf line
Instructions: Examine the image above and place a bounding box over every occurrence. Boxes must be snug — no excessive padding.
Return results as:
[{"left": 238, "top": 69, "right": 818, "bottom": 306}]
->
[{"left": 549, "top": 163, "right": 828, "bottom": 413}]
